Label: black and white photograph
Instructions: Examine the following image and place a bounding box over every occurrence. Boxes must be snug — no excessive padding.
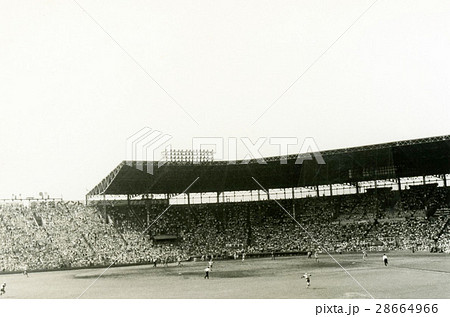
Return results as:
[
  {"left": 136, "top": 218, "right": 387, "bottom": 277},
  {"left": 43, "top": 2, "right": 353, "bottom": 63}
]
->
[{"left": 0, "top": 0, "right": 449, "bottom": 314}]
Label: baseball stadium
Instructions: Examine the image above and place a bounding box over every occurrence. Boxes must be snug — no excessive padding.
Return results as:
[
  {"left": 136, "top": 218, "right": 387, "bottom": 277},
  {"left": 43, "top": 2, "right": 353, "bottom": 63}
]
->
[{"left": 1, "top": 135, "right": 449, "bottom": 298}]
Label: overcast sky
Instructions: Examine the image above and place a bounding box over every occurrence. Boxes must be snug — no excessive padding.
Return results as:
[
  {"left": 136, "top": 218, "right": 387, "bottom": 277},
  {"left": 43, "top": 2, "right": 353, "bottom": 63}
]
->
[{"left": 0, "top": 0, "right": 449, "bottom": 200}]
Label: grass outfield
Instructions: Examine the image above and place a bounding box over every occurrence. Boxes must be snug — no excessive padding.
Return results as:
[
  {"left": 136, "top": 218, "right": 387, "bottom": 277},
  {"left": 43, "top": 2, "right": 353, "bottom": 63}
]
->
[{"left": 1, "top": 251, "right": 449, "bottom": 299}]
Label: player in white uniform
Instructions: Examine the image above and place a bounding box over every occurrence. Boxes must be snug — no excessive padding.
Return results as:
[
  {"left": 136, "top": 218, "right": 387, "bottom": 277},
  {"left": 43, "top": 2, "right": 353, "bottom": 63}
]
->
[
  {"left": 362, "top": 250, "right": 367, "bottom": 261},
  {"left": 382, "top": 254, "right": 388, "bottom": 266},
  {"left": 314, "top": 251, "right": 319, "bottom": 263},
  {"left": 208, "top": 260, "right": 214, "bottom": 269},
  {"left": 204, "top": 267, "right": 211, "bottom": 279},
  {"left": 301, "top": 273, "right": 312, "bottom": 288}
]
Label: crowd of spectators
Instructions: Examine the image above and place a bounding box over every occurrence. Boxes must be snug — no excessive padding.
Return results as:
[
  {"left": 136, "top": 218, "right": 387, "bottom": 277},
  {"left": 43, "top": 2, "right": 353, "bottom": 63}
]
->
[
  {"left": 0, "top": 202, "right": 187, "bottom": 272},
  {"left": 1, "top": 184, "right": 449, "bottom": 272}
]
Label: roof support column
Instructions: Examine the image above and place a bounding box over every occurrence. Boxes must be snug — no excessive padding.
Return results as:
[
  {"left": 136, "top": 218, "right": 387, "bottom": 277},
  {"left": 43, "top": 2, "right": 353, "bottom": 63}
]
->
[
  {"left": 217, "top": 192, "right": 220, "bottom": 204},
  {"left": 443, "top": 174, "right": 447, "bottom": 187},
  {"left": 330, "top": 184, "right": 333, "bottom": 196},
  {"left": 355, "top": 182, "right": 360, "bottom": 194},
  {"left": 257, "top": 190, "right": 261, "bottom": 201},
  {"left": 292, "top": 188, "right": 296, "bottom": 218},
  {"left": 397, "top": 178, "right": 401, "bottom": 192},
  {"left": 187, "top": 192, "right": 191, "bottom": 207},
  {"left": 293, "top": 203, "right": 296, "bottom": 219},
  {"left": 316, "top": 185, "right": 320, "bottom": 197},
  {"left": 104, "top": 194, "right": 108, "bottom": 223}
]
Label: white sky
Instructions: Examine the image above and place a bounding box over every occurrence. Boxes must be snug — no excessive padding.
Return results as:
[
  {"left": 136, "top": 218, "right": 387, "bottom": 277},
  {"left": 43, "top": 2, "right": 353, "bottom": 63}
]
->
[{"left": 0, "top": 0, "right": 449, "bottom": 200}]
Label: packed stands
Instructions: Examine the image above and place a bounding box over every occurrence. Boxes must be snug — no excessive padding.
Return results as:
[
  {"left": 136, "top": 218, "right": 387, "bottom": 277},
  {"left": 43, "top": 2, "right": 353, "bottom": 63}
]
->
[{"left": 1, "top": 184, "right": 449, "bottom": 272}]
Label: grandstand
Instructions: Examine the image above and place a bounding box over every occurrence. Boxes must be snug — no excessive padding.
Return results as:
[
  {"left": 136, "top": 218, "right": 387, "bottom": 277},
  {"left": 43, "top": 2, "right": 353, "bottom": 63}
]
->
[{"left": 1, "top": 135, "right": 450, "bottom": 273}]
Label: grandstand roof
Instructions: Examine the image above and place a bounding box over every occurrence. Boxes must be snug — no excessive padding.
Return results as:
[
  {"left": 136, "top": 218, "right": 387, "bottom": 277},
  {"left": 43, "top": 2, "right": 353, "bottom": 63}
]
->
[{"left": 87, "top": 135, "right": 450, "bottom": 196}]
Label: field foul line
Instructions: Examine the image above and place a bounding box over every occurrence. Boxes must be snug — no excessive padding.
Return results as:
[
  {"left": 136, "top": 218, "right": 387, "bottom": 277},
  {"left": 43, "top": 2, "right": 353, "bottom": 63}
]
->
[{"left": 252, "top": 177, "right": 375, "bottom": 299}]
